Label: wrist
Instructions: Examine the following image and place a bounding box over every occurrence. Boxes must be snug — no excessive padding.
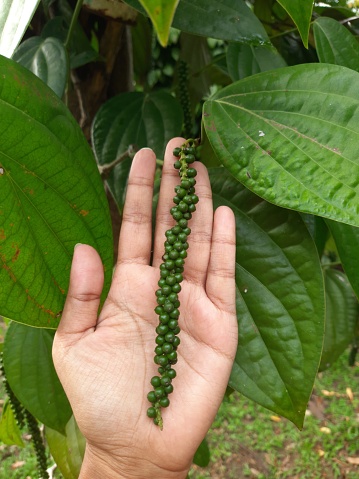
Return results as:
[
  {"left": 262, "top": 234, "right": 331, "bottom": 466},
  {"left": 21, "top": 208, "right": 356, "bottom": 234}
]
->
[{"left": 79, "top": 444, "right": 190, "bottom": 479}]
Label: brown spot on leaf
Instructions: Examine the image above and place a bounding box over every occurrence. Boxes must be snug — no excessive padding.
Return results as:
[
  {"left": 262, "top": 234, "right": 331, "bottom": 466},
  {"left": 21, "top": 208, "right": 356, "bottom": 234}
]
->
[
  {"left": 52, "top": 277, "right": 65, "bottom": 294},
  {"left": 80, "top": 210, "right": 89, "bottom": 216},
  {"left": 23, "top": 187, "right": 34, "bottom": 195},
  {"left": 206, "top": 120, "right": 217, "bottom": 132},
  {"left": 11, "top": 245, "right": 20, "bottom": 262},
  {"left": 0, "top": 229, "right": 6, "bottom": 240}
]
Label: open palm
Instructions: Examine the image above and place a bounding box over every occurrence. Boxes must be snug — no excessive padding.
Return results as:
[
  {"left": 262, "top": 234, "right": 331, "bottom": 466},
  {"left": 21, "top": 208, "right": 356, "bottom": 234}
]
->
[{"left": 53, "top": 138, "right": 237, "bottom": 479}]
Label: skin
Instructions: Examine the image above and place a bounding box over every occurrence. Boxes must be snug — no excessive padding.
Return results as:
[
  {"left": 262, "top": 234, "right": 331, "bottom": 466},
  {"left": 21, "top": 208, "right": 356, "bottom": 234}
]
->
[{"left": 52, "top": 138, "right": 238, "bottom": 479}]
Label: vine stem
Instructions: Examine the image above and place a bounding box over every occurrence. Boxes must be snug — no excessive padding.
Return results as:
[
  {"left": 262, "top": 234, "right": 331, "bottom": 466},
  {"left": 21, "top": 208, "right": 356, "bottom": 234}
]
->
[
  {"left": 64, "top": 0, "right": 84, "bottom": 49},
  {"left": 98, "top": 145, "right": 136, "bottom": 179}
]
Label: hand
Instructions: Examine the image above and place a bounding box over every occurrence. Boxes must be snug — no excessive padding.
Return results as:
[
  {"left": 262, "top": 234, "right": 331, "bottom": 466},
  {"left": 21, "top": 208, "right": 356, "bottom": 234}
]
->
[{"left": 52, "top": 138, "right": 238, "bottom": 479}]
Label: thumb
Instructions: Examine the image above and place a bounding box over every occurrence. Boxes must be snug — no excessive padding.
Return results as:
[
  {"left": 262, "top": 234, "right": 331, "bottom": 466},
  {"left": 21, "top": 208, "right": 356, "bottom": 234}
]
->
[{"left": 57, "top": 244, "right": 104, "bottom": 337}]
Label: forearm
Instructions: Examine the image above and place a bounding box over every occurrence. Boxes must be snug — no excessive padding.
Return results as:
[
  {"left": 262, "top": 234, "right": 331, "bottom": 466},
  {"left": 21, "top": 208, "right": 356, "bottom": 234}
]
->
[{"left": 79, "top": 445, "right": 190, "bottom": 479}]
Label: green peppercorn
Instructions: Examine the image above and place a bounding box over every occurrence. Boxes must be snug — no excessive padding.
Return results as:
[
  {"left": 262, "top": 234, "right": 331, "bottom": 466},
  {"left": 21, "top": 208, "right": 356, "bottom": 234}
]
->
[
  {"left": 167, "top": 369, "right": 177, "bottom": 379},
  {"left": 165, "top": 332, "right": 175, "bottom": 343},
  {"left": 164, "top": 384, "right": 174, "bottom": 394},
  {"left": 151, "top": 376, "right": 162, "bottom": 387},
  {"left": 158, "top": 356, "right": 169, "bottom": 367},
  {"left": 147, "top": 391, "right": 157, "bottom": 403},
  {"left": 147, "top": 407, "right": 157, "bottom": 418},
  {"left": 168, "top": 319, "right": 178, "bottom": 330},
  {"left": 161, "top": 375, "right": 172, "bottom": 386},
  {"left": 163, "top": 302, "right": 175, "bottom": 313},
  {"left": 162, "top": 343, "right": 174, "bottom": 354},
  {"left": 160, "top": 397, "right": 170, "bottom": 408},
  {"left": 187, "top": 168, "right": 197, "bottom": 177},
  {"left": 155, "top": 346, "right": 163, "bottom": 355},
  {"left": 159, "top": 313, "right": 170, "bottom": 324},
  {"left": 154, "top": 387, "right": 165, "bottom": 398},
  {"left": 171, "top": 283, "right": 181, "bottom": 293},
  {"left": 154, "top": 306, "right": 164, "bottom": 315},
  {"left": 165, "top": 275, "right": 177, "bottom": 286},
  {"left": 156, "top": 335, "right": 165, "bottom": 345},
  {"left": 156, "top": 324, "right": 169, "bottom": 335},
  {"left": 168, "top": 292, "right": 178, "bottom": 303}
]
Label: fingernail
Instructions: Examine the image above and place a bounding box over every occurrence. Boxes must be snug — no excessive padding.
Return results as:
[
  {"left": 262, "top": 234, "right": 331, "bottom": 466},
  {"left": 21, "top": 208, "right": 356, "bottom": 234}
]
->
[{"left": 74, "top": 243, "right": 83, "bottom": 250}]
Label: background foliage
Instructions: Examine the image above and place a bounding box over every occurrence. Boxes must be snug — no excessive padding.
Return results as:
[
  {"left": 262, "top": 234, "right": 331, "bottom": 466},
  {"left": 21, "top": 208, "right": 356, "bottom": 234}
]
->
[{"left": 0, "top": 0, "right": 359, "bottom": 477}]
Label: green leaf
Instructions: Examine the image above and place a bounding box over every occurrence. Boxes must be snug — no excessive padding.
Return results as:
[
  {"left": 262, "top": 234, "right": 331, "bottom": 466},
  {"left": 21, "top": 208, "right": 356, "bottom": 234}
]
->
[
  {"left": 46, "top": 416, "right": 86, "bottom": 479},
  {"left": 320, "top": 268, "right": 358, "bottom": 371},
  {"left": 138, "top": 0, "right": 179, "bottom": 47},
  {"left": 193, "top": 438, "right": 210, "bottom": 467},
  {"left": 326, "top": 220, "right": 359, "bottom": 300},
  {"left": 203, "top": 63, "right": 359, "bottom": 228},
  {"left": 301, "top": 215, "right": 328, "bottom": 259},
  {"left": 0, "top": 0, "right": 40, "bottom": 58},
  {"left": 210, "top": 168, "right": 324, "bottom": 428},
  {"left": 124, "top": 0, "right": 269, "bottom": 45},
  {"left": 12, "top": 36, "right": 69, "bottom": 98},
  {"left": 0, "top": 55, "right": 113, "bottom": 328},
  {"left": 276, "top": 0, "right": 313, "bottom": 48},
  {"left": 227, "top": 43, "right": 286, "bottom": 82},
  {"left": 41, "top": 17, "right": 99, "bottom": 69},
  {"left": 0, "top": 400, "right": 24, "bottom": 447},
  {"left": 92, "top": 90, "right": 183, "bottom": 211},
  {"left": 131, "top": 13, "right": 153, "bottom": 83},
  {"left": 3, "top": 322, "right": 72, "bottom": 433},
  {"left": 313, "top": 17, "right": 359, "bottom": 72},
  {"left": 180, "top": 33, "right": 232, "bottom": 107}
]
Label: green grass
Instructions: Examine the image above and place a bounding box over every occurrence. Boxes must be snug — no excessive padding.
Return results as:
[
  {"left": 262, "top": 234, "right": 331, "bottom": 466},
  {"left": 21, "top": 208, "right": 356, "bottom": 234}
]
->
[
  {"left": 1, "top": 348, "right": 358, "bottom": 479},
  {"left": 189, "top": 351, "right": 359, "bottom": 479}
]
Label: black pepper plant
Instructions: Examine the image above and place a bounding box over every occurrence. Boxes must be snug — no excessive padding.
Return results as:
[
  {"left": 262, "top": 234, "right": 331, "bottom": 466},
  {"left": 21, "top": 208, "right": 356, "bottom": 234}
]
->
[{"left": 146, "top": 139, "right": 200, "bottom": 429}]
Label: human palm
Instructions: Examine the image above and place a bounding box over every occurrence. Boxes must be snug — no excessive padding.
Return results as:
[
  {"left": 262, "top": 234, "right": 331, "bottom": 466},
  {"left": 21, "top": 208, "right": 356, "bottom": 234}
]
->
[{"left": 53, "top": 138, "right": 237, "bottom": 478}]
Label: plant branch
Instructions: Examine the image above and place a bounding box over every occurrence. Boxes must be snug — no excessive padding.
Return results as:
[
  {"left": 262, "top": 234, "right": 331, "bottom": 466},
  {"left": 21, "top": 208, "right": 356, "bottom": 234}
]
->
[{"left": 99, "top": 146, "right": 136, "bottom": 180}]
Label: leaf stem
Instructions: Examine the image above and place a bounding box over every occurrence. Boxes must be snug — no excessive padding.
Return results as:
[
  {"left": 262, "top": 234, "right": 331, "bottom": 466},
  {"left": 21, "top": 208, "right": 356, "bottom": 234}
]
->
[
  {"left": 98, "top": 145, "right": 136, "bottom": 179},
  {"left": 64, "top": 0, "right": 84, "bottom": 49}
]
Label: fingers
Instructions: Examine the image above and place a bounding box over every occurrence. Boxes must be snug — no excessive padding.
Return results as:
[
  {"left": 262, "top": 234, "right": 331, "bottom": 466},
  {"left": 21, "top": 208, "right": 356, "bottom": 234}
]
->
[
  {"left": 182, "top": 163, "right": 213, "bottom": 285},
  {"left": 152, "top": 138, "right": 214, "bottom": 287},
  {"left": 206, "top": 206, "right": 236, "bottom": 313},
  {"left": 117, "top": 148, "right": 156, "bottom": 266},
  {"left": 56, "top": 244, "right": 104, "bottom": 337}
]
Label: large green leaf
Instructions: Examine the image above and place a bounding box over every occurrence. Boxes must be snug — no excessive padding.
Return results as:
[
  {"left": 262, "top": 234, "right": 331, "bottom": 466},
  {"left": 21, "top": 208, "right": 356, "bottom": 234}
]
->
[
  {"left": 277, "top": 0, "right": 313, "bottom": 48},
  {"left": 46, "top": 416, "right": 86, "bottom": 479},
  {"left": 210, "top": 168, "right": 324, "bottom": 428},
  {"left": 313, "top": 17, "right": 359, "bottom": 72},
  {"left": 0, "top": 55, "right": 113, "bottom": 327},
  {"left": 193, "top": 438, "right": 210, "bottom": 467},
  {"left": 301, "top": 214, "right": 328, "bottom": 259},
  {"left": 180, "top": 33, "right": 231, "bottom": 108},
  {"left": 12, "top": 36, "right": 68, "bottom": 98},
  {"left": 0, "top": 0, "right": 40, "bottom": 58},
  {"left": 41, "top": 16, "right": 99, "bottom": 69},
  {"left": 320, "top": 268, "right": 358, "bottom": 371},
  {"left": 3, "top": 322, "right": 72, "bottom": 433},
  {"left": 227, "top": 43, "right": 286, "bottom": 82},
  {"left": 124, "top": 0, "right": 269, "bottom": 45},
  {"left": 92, "top": 90, "right": 183, "bottom": 212},
  {"left": 203, "top": 63, "right": 359, "bottom": 228},
  {"left": 0, "top": 400, "right": 24, "bottom": 447},
  {"left": 326, "top": 220, "right": 359, "bottom": 300},
  {"left": 138, "top": 0, "right": 179, "bottom": 47}
]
